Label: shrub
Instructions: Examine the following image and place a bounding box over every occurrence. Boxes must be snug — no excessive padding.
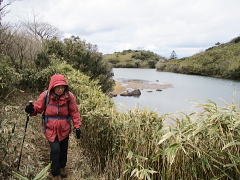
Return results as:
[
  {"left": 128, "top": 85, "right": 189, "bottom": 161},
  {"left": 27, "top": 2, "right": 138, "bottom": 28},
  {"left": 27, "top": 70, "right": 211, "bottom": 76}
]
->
[
  {"left": 148, "top": 60, "right": 156, "bottom": 68},
  {"left": 39, "top": 36, "right": 114, "bottom": 93},
  {"left": 34, "top": 51, "right": 50, "bottom": 70},
  {"left": 0, "top": 57, "right": 22, "bottom": 96},
  {"left": 230, "top": 36, "right": 240, "bottom": 43}
]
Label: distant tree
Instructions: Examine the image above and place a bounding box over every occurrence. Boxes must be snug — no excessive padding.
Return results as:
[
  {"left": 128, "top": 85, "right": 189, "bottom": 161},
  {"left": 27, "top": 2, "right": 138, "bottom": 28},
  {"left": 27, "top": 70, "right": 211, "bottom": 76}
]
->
[
  {"left": 134, "top": 59, "right": 141, "bottom": 68},
  {"left": 230, "top": 36, "right": 240, "bottom": 44},
  {"left": 215, "top": 42, "right": 221, "bottom": 46},
  {"left": 0, "top": 0, "right": 11, "bottom": 25},
  {"left": 148, "top": 60, "right": 156, "bottom": 68},
  {"left": 0, "top": 25, "right": 42, "bottom": 71},
  {"left": 170, "top": 50, "right": 177, "bottom": 59},
  {"left": 0, "top": 24, "right": 11, "bottom": 53},
  {"left": 22, "top": 16, "right": 61, "bottom": 42}
]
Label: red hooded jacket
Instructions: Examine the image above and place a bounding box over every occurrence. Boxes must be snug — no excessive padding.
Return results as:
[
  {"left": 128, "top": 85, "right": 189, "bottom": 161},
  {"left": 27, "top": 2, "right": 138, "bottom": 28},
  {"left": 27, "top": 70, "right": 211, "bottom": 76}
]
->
[{"left": 32, "top": 74, "right": 81, "bottom": 142}]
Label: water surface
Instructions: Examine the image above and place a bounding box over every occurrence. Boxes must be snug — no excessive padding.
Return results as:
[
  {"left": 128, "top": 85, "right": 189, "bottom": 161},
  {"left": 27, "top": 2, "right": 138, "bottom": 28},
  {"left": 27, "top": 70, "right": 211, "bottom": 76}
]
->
[{"left": 112, "top": 68, "right": 240, "bottom": 114}]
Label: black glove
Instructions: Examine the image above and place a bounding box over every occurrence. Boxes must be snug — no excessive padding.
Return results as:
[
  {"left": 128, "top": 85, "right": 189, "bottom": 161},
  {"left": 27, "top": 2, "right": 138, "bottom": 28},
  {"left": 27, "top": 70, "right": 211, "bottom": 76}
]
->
[
  {"left": 25, "top": 103, "right": 34, "bottom": 114},
  {"left": 76, "top": 128, "right": 81, "bottom": 139}
]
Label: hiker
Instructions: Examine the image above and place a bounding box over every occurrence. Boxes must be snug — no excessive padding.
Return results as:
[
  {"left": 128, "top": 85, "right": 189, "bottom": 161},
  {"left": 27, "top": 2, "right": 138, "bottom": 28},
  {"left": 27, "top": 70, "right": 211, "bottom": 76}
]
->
[{"left": 25, "top": 74, "right": 81, "bottom": 180}]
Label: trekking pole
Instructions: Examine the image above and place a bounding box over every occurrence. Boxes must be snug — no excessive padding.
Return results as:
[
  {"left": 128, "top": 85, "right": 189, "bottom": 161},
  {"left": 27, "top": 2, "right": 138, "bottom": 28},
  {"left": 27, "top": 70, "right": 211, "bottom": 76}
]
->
[{"left": 17, "top": 100, "right": 32, "bottom": 171}]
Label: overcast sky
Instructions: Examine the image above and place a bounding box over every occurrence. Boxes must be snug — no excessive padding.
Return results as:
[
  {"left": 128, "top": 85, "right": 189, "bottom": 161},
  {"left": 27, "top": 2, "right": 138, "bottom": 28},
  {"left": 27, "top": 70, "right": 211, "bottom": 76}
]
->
[{"left": 4, "top": 0, "right": 240, "bottom": 58}]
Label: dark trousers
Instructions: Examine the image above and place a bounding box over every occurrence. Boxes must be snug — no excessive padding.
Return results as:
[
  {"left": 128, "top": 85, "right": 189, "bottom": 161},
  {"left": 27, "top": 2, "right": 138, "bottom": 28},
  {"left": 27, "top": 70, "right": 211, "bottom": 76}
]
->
[{"left": 49, "top": 136, "right": 69, "bottom": 176}]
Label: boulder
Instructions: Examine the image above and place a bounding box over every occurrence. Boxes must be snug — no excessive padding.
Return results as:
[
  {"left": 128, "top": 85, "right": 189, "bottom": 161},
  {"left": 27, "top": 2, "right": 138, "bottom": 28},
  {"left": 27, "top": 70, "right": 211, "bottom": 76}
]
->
[
  {"left": 120, "top": 89, "right": 141, "bottom": 97},
  {"left": 109, "top": 93, "right": 117, "bottom": 98},
  {"left": 156, "top": 89, "right": 162, "bottom": 91}
]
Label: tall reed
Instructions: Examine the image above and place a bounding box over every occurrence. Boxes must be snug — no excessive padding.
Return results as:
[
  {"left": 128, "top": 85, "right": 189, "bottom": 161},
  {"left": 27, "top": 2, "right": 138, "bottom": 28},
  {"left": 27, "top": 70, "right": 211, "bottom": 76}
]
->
[{"left": 158, "top": 103, "right": 240, "bottom": 179}]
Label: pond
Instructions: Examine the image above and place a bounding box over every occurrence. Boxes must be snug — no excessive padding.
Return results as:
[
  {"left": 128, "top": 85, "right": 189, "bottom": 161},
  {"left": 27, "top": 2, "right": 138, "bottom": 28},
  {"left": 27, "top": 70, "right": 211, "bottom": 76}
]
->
[{"left": 112, "top": 68, "right": 240, "bottom": 114}]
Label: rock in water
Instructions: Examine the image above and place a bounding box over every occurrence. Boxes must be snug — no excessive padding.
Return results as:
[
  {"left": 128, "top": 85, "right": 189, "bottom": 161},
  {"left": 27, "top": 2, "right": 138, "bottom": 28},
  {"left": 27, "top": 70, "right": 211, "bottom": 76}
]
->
[{"left": 120, "top": 89, "right": 141, "bottom": 96}]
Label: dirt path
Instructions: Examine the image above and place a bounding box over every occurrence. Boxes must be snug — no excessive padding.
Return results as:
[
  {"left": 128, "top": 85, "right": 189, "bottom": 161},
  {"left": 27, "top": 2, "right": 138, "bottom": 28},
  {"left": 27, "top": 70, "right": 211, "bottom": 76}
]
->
[
  {"left": 65, "top": 135, "right": 98, "bottom": 180},
  {"left": 33, "top": 118, "right": 98, "bottom": 179},
  {"left": 40, "top": 133, "right": 99, "bottom": 180}
]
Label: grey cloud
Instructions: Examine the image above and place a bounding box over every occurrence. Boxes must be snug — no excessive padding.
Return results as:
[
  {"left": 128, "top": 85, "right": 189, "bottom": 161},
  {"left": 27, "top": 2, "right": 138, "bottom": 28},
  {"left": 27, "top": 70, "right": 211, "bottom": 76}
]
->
[
  {"left": 4, "top": 0, "right": 240, "bottom": 57},
  {"left": 67, "top": 25, "right": 121, "bottom": 36}
]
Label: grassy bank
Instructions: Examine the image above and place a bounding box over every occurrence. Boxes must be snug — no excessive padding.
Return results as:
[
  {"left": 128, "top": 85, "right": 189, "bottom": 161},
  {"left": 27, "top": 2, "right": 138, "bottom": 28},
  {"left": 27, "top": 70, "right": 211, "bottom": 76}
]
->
[
  {"left": 111, "top": 81, "right": 127, "bottom": 95},
  {"left": 156, "top": 37, "right": 240, "bottom": 80},
  {"left": 103, "top": 49, "right": 166, "bottom": 68}
]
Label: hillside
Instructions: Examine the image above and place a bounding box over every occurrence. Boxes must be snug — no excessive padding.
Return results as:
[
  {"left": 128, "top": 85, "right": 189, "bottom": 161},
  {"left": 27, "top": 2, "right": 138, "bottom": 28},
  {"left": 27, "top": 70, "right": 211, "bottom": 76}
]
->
[
  {"left": 156, "top": 36, "right": 240, "bottom": 79},
  {"left": 103, "top": 49, "right": 166, "bottom": 68}
]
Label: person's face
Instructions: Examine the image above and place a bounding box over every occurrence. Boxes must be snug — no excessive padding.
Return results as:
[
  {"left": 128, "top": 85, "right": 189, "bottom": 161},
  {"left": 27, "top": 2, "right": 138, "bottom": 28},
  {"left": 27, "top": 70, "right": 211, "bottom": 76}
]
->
[{"left": 54, "top": 85, "right": 66, "bottom": 96}]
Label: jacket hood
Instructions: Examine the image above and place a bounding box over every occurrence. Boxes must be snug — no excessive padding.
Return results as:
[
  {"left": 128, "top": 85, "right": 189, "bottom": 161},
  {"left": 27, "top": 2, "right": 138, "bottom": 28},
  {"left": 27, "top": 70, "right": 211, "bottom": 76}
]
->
[{"left": 48, "top": 74, "right": 69, "bottom": 91}]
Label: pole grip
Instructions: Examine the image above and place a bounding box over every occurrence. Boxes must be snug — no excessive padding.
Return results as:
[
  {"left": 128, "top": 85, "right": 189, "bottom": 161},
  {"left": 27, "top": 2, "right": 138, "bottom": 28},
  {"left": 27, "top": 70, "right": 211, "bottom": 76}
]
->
[{"left": 29, "top": 100, "right": 33, "bottom": 105}]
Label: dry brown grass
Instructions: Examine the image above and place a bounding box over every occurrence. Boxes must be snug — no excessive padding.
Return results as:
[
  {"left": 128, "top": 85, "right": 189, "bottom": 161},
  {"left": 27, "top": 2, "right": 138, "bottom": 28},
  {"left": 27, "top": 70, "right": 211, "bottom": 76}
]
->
[
  {"left": 64, "top": 136, "right": 104, "bottom": 180},
  {"left": 111, "top": 81, "right": 126, "bottom": 95},
  {"left": 0, "top": 91, "right": 49, "bottom": 179}
]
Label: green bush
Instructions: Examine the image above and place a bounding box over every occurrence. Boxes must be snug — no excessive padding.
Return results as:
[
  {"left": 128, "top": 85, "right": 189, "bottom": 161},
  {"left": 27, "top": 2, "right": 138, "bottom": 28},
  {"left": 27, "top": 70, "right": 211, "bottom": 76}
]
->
[
  {"left": 38, "top": 36, "right": 114, "bottom": 93},
  {"left": 0, "top": 57, "right": 22, "bottom": 96},
  {"left": 34, "top": 51, "right": 50, "bottom": 70},
  {"left": 18, "top": 56, "right": 60, "bottom": 91},
  {"left": 104, "top": 50, "right": 165, "bottom": 69},
  {"left": 131, "top": 51, "right": 160, "bottom": 61}
]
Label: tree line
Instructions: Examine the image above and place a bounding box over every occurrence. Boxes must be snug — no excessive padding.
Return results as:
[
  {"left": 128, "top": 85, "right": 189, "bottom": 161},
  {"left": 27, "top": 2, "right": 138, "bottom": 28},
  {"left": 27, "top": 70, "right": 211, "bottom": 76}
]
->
[{"left": 0, "top": 3, "right": 114, "bottom": 97}]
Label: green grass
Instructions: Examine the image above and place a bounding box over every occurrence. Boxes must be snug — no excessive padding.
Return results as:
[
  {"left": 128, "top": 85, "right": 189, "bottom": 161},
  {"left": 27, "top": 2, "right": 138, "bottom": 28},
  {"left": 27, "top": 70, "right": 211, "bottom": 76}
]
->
[
  {"left": 103, "top": 49, "right": 165, "bottom": 68},
  {"left": 156, "top": 38, "right": 240, "bottom": 79}
]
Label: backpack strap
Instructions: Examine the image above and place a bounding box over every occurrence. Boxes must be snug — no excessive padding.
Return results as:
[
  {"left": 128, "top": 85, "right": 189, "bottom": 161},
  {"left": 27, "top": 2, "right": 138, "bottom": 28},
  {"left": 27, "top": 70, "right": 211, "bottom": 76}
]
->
[
  {"left": 45, "top": 90, "right": 49, "bottom": 107},
  {"left": 42, "top": 90, "right": 71, "bottom": 133},
  {"left": 42, "top": 90, "right": 49, "bottom": 133}
]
